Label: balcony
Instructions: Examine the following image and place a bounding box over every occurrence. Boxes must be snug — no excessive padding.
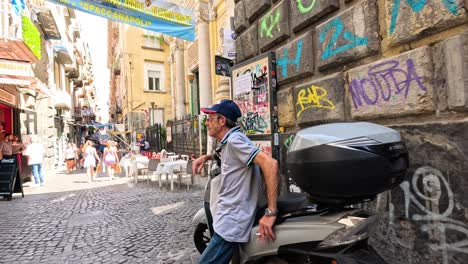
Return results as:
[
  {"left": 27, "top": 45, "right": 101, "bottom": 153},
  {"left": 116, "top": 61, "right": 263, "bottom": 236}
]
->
[
  {"left": 54, "top": 45, "right": 73, "bottom": 65},
  {"left": 54, "top": 90, "right": 72, "bottom": 109},
  {"left": 36, "top": 8, "right": 61, "bottom": 40}
]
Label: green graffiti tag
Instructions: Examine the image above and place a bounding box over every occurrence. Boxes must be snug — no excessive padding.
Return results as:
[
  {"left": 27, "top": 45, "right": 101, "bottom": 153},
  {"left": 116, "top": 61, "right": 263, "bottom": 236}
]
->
[
  {"left": 260, "top": 10, "right": 281, "bottom": 38},
  {"left": 297, "top": 0, "right": 317, "bottom": 13},
  {"left": 284, "top": 135, "right": 295, "bottom": 150}
]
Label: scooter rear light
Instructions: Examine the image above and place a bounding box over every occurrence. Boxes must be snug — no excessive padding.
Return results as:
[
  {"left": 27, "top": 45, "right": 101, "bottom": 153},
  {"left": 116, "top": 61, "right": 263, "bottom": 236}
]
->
[{"left": 317, "top": 214, "right": 378, "bottom": 249}]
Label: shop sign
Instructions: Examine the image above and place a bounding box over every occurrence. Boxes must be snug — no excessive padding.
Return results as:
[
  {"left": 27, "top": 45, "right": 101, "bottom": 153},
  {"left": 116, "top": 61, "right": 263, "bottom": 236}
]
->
[
  {"left": 0, "top": 89, "right": 16, "bottom": 106},
  {"left": 0, "top": 60, "right": 33, "bottom": 77}
]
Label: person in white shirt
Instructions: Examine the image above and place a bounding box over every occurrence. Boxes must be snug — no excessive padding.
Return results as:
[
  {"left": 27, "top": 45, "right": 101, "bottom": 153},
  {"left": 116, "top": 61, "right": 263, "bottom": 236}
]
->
[
  {"left": 23, "top": 135, "right": 46, "bottom": 186},
  {"left": 64, "top": 143, "right": 77, "bottom": 174}
]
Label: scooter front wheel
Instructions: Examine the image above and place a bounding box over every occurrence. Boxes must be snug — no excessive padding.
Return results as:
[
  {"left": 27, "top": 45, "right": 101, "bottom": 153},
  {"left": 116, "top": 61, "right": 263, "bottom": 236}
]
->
[{"left": 194, "top": 223, "right": 211, "bottom": 254}]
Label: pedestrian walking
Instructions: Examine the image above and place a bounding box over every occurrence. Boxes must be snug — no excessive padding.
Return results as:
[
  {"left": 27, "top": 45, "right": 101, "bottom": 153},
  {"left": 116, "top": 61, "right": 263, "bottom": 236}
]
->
[
  {"left": 103, "top": 140, "right": 119, "bottom": 180},
  {"left": 77, "top": 143, "right": 84, "bottom": 169},
  {"left": 82, "top": 140, "right": 101, "bottom": 182},
  {"left": 23, "top": 135, "right": 46, "bottom": 186},
  {"left": 192, "top": 99, "right": 279, "bottom": 264},
  {"left": 64, "top": 143, "right": 77, "bottom": 174}
]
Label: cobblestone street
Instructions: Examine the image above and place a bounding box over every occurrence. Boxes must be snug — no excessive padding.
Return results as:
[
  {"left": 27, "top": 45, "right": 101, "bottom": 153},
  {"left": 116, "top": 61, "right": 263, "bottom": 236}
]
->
[{"left": 0, "top": 169, "right": 204, "bottom": 264}]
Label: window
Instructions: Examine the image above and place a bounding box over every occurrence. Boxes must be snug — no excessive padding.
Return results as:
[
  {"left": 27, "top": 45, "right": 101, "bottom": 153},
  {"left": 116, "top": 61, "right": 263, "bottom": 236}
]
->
[
  {"left": 147, "top": 70, "right": 161, "bottom": 91},
  {"left": 143, "top": 30, "right": 161, "bottom": 49},
  {"left": 144, "top": 62, "right": 165, "bottom": 92}
]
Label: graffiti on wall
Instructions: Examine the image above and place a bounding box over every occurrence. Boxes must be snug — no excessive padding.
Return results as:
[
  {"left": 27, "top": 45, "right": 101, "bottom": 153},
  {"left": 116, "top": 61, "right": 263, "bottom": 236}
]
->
[
  {"left": 296, "top": 84, "right": 335, "bottom": 118},
  {"left": 277, "top": 40, "right": 303, "bottom": 78},
  {"left": 296, "top": 0, "right": 317, "bottom": 13},
  {"left": 387, "top": 166, "right": 468, "bottom": 264},
  {"left": 349, "top": 58, "right": 428, "bottom": 109},
  {"left": 260, "top": 9, "right": 281, "bottom": 38},
  {"left": 232, "top": 56, "right": 271, "bottom": 135},
  {"left": 319, "top": 17, "right": 368, "bottom": 60},
  {"left": 389, "top": 0, "right": 460, "bottom": 34}
]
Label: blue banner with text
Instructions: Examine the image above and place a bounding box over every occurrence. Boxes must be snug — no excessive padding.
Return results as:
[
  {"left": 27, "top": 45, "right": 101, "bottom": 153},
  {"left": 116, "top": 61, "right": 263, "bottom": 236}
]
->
[{"left": 46, "top": 0, "right": 195, "bottom": 41}]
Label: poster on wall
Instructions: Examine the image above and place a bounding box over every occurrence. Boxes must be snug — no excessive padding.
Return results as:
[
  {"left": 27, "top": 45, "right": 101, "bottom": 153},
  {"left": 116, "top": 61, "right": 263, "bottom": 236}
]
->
[
  {"left": 231, "top": 52, "right": 279, "bottom": 160},
  {"left": 252, "top": 140, "right": 272, "bottom": 157}
]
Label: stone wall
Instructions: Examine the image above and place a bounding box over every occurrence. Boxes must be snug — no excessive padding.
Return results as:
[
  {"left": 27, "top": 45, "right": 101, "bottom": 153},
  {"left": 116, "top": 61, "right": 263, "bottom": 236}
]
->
[{"left": 234, "top": 0, "right": 468, "bottom": 263}]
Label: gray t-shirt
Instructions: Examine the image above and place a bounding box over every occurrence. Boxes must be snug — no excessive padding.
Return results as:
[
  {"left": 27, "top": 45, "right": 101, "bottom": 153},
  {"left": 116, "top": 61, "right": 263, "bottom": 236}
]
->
[{"left": 212, "top": 126, "right": 261, "bottom": 243}]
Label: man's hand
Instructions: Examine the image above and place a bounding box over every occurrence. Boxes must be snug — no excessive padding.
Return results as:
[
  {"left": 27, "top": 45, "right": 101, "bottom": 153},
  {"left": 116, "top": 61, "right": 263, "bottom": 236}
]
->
[
  {"left": 192, "top": 155, "right": 208, "bottom": 175},
  {"left": 258, "top": 215, "right": 276, "bottom": 244}
]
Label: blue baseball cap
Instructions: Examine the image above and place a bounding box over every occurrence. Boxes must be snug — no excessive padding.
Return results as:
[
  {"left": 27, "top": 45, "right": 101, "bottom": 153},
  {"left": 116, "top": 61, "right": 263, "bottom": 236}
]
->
[{"left": 201, "top": 99, "right": 242, "bottom": 122}]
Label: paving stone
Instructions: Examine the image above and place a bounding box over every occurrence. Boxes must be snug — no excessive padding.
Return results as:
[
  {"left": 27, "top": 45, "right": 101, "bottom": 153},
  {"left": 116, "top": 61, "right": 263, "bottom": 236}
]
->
[
  {"left": 294, "top": 72, "right": 345, "bottom": 124},
  {"left": 384, "top": 0, "right": 468, "bottom": 45},
  {"left": 315, "top": 0, "right": 380, "bottom": 71},
  {"left": 275, "top": 32, "right": 314, "bottom": 84},
  {"left": 0, "top": 171, "right": 203, "bottom": 264},
  {"left": 258, "top": 0, "right": 290, "bottom": 52},
  {"left": 347, "top": 46, "right": 435, "bottom": 119},
  {"left": 291, "top": 0, "right": 339, "bottom": 32}
]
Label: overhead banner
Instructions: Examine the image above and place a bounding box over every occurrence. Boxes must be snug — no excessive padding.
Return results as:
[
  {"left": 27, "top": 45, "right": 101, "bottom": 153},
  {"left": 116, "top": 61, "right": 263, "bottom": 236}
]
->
[{"left": 47, "top": 0, "right": 195, "bottom": 41}]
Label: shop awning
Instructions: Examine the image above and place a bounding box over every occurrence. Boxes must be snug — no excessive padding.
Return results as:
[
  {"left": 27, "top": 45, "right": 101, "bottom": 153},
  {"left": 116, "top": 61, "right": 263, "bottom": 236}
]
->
[{"left": 0, "top": 38, "right": 39, "bottom": 63}]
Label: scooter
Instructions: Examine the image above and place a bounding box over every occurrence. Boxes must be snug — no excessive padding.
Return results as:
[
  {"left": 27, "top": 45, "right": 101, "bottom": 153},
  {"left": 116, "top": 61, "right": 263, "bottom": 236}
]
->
[{"left": 193, "top": 122, "right": 409, "bottom": 263}]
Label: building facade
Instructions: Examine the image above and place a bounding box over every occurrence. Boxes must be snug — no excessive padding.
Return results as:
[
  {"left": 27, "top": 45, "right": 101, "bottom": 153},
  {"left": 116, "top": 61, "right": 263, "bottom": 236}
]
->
[
  {"left": 109, "top": 22, "right": 174, "bottom": 141},
  {"left": 1, "top": 0, "right": 95, "bottom": 176}
]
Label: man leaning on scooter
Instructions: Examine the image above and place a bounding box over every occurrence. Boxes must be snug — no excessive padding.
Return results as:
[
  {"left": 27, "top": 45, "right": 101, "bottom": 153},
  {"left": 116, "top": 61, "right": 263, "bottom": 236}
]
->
[{"left": 192, "top": 99, "right": 279, "bottom": 264}]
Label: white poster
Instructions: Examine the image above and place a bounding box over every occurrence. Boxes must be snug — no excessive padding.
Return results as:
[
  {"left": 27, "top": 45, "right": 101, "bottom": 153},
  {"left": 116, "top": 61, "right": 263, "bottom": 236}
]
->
[{"left": 233, "top": 74, "right": 252, "bottom": 96}]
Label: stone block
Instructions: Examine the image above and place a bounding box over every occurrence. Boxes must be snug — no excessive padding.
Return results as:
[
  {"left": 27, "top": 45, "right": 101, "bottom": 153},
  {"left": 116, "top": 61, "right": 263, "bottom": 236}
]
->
[
  {"left": 291, "top": 0, "right": 339, "bottom": 32},
  {"left": 371, "top": 121, "right": 468, "bottom": 264},
  {"left": 347, "top": 46, "right": 435, "bottom": 119},
  {"left": 244, "top": 0, "right": 271, "bottom": 23},
  {"left": 294, "top": 72, "right": 345, "bottom": 124},
  {"left": 235, "top": 37, "right": 245, "bottom": 62},
  {"left": 275, "top": 32, "right": 314, "bottom": 84},
  {"left": 384, "top": 0, "right": 468, "bottom": 45},
  {"left": 277, "top": 87, "right": 296, "bottom": 127},
  {"left": 443, "top": 33, "right": 468, "bottom": 111},
  {"left": 431, "top": 41, "right": 448, "bottom": 111},
  {"left": 236, "top": 24, "right": 259, "bottom": 62},
  {"left": 234, "top": 1, "right": 247, "bottom": 34},
  {"left": 315, "top": 0, "right": 380, "bottom": 71},
  {"left": 258, "top": 1, "right": 290, "bottom": 52}
]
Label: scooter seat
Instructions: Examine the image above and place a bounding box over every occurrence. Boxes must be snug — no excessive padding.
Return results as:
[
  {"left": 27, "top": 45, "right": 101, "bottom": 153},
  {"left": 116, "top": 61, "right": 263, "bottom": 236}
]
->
[{"left": 254, "top": 192, "right": 310, "bottom": 226}]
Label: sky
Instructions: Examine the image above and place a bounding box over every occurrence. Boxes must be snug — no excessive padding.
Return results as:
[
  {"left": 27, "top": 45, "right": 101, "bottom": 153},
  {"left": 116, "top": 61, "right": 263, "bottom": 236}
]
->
[{"left": 76, "top": 11, "right": 110, "bottom": 123}]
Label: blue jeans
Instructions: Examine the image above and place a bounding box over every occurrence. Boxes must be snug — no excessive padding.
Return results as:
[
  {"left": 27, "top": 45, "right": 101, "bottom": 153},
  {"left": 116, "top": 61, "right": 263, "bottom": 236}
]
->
[
  {"left": 31, "top": 163, "right": 44, "bottom": 185},
  {"left": 198, "top": 233, "right": 238, "bottom": 264}
]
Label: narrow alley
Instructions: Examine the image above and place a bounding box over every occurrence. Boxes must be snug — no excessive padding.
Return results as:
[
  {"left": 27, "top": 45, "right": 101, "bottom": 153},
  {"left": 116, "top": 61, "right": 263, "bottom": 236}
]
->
[{"left": 0, "top": 169, "right": 203, "bottom": 264}]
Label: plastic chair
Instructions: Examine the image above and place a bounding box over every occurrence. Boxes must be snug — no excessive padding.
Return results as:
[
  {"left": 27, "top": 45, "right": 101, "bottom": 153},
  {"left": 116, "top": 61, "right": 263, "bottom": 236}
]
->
[
  {"left": 147, "top": 159, "right": 160, "bottom": 185},
  {"left": 176, "top": 160, "right": 192, "bottom": 190}
]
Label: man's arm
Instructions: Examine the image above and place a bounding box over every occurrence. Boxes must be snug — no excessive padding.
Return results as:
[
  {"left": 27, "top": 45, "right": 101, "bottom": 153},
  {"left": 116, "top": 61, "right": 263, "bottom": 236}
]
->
[
  {"left": 253, "top": 151, "right": 279, "bottom": 243},
  {"left": 192, "top": 154, "right": 213, "bottom": 175}
]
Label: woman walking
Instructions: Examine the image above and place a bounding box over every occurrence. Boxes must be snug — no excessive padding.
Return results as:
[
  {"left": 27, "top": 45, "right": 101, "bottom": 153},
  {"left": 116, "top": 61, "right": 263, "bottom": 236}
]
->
[
  {"left": 103, "top": 141, "right": 119, "bottom": 180},
  {"left": 82, "top": 140, "right": 101, "bottom": 182},
  {"left": 64, "top": 143, "right": 76, "bottom": 174}
]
